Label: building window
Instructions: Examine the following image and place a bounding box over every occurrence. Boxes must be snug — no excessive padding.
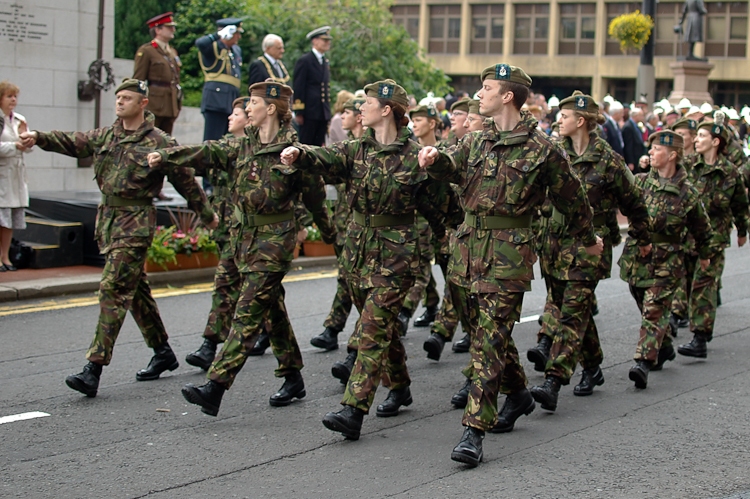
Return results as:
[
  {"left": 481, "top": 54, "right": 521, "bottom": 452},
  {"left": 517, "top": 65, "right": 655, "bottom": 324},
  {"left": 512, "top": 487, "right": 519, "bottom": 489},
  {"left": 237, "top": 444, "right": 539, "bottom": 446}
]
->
[
  {"left": 654, "top": 2, "right": 686, "bottom": 57},
  {"left": 558, "top": 3, "right": 596, "bottom": 55},
  {"left": 514, "top": 3, "right": 549, "bottom": 55},
  {"left": 429, "top": 5, "right": 461, "bottom": 53},
  {"left": 705, "top": 2, "right": 747, "bottom": 58},
  {"left": 471, "top": 4, "right": 505, "bottom": 54},
  {"left": 605, "top": 3, "right": 641, "bottom": 55},
  {"left": 391, "top": 5, "right": 420, "bottom": 40},
  {"left": 710, "top": 81, "right": 750, "bottom": 108}
]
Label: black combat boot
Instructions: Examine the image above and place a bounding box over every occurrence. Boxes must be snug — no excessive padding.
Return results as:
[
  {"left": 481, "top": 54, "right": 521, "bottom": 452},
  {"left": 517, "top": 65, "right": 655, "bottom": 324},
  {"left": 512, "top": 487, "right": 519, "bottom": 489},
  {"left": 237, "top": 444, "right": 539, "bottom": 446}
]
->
[
  {"left": 269, "top": 371, "right": 306, "bottom": 407},
  {"left": 450, "top": 427, "right": 485, "bottom": 467},
  {"left": 331, "top": 350, "right": 357, "bottom": 384},
  {"left": 527, "top": 335, "right": 552, "bottom": 373},
  {"left": 451, "top": 378, "right": 471, "bottom": 408},
  {"left": 452, "top": 333, "right": 470, "bottom": 353},
  {"left": 677, "top": 334, "right": 708, "bottom": 358},
  {"left": 413, "top": 305, "right": 438, "bottom": 327},
  {"left": 676, "top": 316, "right": 689, "bottom": 328},
  {"left": 668, "top": 314, "right": 680, "bottom": 338},
  {"left": 185, "top": 338, "right": 217, "bottom": 371},
  {"left": 248, "top": 331, "right": 270, "bottom": 356},
  {"left": 322, "top": 405, "right": 365, "bottom": 440},
  {"left": 573, "top": 366, "right": 604, "bottom": 396},
  {"left": 397, "top": 308, "right": 411, "bottom": 336},
  {"left": 423, "top": 333, "right": 446, "bottom": 361},
  {"left": 136, "top": 342, "right": 179, "bottom": 381},
  {"left": 310, "top": 327, "right": 340, "bottom": 351},
  {"left": 530, "top": 376, "right": 562, "bottom": 412},
  {"left": 651, "top": 344, "right": 676, "bottom": 372},
  {"left": 65, "top": 361, "right": 103, "bottom": 398},
  {"left": 182, "top": 380, "right": 225, "bottom": 416},
  {"left": 376, "top": 386, "right": 413, "bottom": 417},
  {"left": 629, "top": 360, "right": 652, "bottom": 389},
  {"left": 490, "top": 388, "right": 536, "bottom": 433}
]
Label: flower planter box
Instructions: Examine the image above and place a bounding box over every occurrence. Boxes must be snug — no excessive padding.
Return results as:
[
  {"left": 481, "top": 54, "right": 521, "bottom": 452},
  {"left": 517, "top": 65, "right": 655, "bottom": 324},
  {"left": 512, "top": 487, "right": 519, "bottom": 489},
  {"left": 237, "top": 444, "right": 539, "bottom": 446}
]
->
[
  {"left": 302, "top": 241, "right": 335, "bottom": 257},
  {"left": 145, "top": 252, "right": 219, "bottom": 273}
]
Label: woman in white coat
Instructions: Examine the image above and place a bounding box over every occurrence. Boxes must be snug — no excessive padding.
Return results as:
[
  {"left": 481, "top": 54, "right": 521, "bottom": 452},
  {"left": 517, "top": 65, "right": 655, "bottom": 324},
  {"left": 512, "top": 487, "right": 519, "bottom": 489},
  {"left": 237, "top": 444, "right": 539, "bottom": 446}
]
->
[{"left": 0, "top": 81, "right": 30, "bottom": 271}]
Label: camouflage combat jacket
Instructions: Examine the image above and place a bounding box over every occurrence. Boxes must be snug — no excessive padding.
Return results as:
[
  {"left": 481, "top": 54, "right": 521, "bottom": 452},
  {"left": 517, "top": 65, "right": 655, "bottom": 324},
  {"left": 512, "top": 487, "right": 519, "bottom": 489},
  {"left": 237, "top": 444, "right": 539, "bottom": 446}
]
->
[
  {"left": 35, "top": 112, "right": 213, "bottom": 253},
  {"left": 538, "top": 133, "right": 650, "bottom": 281},
  {"left": 193, "top": 133, "right": 235, "bottom": 244},
  {"left": 619, "top": 166, "right": 716, "bottom": 287},
  {"left": 157, "top": 124, "right": 331, "bottom": 273},
  {"left": 427, "top": 111, "right": 596, "bottom": 293},
  {"left": 296, "top": 126, "right": 446, "bottom": 289}
]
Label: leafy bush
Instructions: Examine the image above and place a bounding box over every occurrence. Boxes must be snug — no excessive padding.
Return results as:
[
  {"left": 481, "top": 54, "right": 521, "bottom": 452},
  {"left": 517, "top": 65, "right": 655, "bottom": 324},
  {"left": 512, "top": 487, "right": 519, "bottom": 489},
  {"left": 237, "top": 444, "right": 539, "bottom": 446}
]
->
[{"left": 608, "top": 11, "right": 654, "bottom": 54}]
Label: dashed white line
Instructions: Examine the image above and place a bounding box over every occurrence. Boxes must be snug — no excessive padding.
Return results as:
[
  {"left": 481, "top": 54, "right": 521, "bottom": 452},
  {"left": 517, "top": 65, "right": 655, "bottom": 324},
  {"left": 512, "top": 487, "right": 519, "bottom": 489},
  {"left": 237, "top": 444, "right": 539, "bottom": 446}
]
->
[{"left": 0, "top": 411, "right": 50, "bottom": 425}]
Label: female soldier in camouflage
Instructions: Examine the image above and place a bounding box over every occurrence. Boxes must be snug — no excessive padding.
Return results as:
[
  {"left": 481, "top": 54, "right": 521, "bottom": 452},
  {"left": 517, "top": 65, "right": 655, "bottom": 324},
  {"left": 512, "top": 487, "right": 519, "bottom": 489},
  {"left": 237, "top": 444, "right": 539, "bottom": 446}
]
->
[
  {"left": 148, "top": 81, "right": 333, "bottom": 416},
  {"left": 281, "top": 79, "right": 446, "bottom": 440},
  {"left": 620, "top": 130, "right": 715, "bottom": 388}
]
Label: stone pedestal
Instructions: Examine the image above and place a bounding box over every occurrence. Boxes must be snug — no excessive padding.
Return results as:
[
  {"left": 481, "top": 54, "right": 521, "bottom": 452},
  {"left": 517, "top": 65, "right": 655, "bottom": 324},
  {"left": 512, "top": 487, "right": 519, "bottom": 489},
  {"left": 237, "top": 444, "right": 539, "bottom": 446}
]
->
[{"left": 667, "top": 60, "right": 714, "bottom": 105}]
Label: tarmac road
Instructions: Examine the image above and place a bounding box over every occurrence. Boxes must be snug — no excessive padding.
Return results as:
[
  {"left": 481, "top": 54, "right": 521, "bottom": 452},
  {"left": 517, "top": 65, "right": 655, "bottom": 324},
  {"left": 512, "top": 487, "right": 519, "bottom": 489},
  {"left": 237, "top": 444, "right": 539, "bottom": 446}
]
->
[{"left": 1, "top": 237, "right": 749, "bottom": 499}]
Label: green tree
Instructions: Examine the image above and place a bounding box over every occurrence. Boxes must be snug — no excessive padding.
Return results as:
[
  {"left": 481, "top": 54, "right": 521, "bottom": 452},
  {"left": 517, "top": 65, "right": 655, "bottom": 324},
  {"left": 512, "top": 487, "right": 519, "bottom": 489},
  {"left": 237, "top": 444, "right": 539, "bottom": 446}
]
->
[{"left": 114, "top": 0, "right": 179, "bottom": 59}]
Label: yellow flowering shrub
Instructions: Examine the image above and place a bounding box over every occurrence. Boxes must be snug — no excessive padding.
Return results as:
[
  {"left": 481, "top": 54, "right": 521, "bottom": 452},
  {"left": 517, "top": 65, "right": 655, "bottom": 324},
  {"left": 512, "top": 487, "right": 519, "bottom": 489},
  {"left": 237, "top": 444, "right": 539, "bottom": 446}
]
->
[{"left": 608, "top": 10, "right": 654, "bottom": 53}]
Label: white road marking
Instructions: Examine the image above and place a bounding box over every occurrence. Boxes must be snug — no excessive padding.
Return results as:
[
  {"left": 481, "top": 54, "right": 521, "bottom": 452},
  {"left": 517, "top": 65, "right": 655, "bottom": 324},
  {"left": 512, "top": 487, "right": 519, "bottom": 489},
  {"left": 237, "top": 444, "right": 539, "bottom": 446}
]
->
[
  {"left": 518, "top": 314, "right": 540, "bottom": 324},
  {"left": 0, "top": 411, "right": 50, "bottom": 425}
]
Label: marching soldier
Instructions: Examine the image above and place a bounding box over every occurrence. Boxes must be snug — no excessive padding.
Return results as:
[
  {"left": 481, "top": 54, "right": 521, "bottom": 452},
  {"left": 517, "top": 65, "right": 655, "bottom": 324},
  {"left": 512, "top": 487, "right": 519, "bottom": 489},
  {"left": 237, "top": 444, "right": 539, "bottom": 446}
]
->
[
  {"left": 133, "top": 12, "right": 182, "bottom": 134},
  {"left": 292, "top": 26, "right": 332, "bottom": 146},
  {"left": 19, "top": 79, "right": 216, "bottom": 397},
  {"left": 248, "top": 34, "right": 290, "bottom": 86}
]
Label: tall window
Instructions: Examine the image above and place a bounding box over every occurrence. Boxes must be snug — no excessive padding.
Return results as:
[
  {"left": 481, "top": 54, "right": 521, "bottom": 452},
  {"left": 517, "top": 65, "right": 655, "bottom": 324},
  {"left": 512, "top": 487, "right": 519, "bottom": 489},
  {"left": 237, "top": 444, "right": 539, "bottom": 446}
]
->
[
  {"left": 710, "top": 81, "right": 750, "bottom": 108},
  {"left": 514, "top": 3, "right": 549, "bottom": 55},
  {"left": 605, "top": 3, "right": 641, "bottom": 55},
  {"left": 429, "top": 5, "right": 461, "bottom": 53},
  {"left": 471, "top": 4, "right": 505, "bottom": 54},
  {"left": 558, "top": 3, "right": 596, "bottom": 55},
  {"left": 654, "top": 2, "right": 685, "bottom": 57},
  {"left": 705, "top": 2, "right": 747, "bottom": 58},
  {"left": 391, "top": 5, "right": 420, "bottom": 40}
]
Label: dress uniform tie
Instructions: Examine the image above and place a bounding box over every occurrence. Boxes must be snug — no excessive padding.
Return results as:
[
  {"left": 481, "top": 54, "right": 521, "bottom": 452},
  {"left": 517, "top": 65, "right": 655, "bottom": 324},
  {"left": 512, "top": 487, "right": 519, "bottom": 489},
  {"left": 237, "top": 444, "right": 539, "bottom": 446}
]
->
[{"left": 273, "top": 61, "right": 282, "bottom": 77}]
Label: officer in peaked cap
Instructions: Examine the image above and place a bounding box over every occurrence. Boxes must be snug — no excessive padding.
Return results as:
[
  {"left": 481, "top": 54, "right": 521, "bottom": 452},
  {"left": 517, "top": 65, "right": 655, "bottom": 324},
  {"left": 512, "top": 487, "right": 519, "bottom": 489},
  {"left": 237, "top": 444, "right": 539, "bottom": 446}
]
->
[{"left": 292, "top": 26, "right": 332, "bottom": 145}]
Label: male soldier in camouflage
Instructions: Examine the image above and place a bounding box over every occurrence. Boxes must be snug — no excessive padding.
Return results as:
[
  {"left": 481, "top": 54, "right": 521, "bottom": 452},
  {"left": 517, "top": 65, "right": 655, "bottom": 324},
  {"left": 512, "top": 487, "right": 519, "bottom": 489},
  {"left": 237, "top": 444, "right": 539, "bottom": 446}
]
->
[
  {"left": 677, "top": 113, "right": 749, "bottom": 359},
  {"left": 527, "top": 91, "right": 650, "bottom": 410},
  {"left": 419, "top": 65, "right": 601, "bottom": 467},
  {"left": 445, "top": 97, "right": 471, "bottom": 147},
  {"left": 281, "top": 79, "right": 446, "bottom": 440},
  {"left": 150, "top": 81, "right": 334, "bottom": 416},
  {"left": 20, "top": 79, "right": 216, "bottom": 397},
  {"left": 620, "top": 130, "right": 716, "bottom": 388}
]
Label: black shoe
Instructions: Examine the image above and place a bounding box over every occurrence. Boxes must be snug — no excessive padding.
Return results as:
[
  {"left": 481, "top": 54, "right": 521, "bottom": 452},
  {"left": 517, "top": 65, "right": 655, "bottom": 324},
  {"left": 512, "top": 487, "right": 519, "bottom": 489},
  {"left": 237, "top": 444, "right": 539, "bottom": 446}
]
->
[
  {"left": 677, "top": 317, "right": 689, "bottom": 328},
  {"left": 629, "top": 360, "right": 651, "bottom": 389},
  {"left": 451, "top": 378, "right": 471, "bottom": 408},
  {"left": 331, "top": 350, "right": 357, "bottom": 384},
  {"left": 2, "top": 263, "right": 17, "bottom": 271},
  {"left": 527, "top": 336, "right": 552, "bottom": 373},
  {"left": 413, "top": 306, "right": 438, "bottom": 327},
  {"left": 717, "top": 290, "right": 722, "bottom": 307},
  {"left": 135, "top": 342, "right": 179, "bottom": 381},
  {"left": 651, "top": 344, "right": 676, "bottom": 372},
  {"left": 592, "top": 303, "right": 599, "bottom": 316},
  {"left": 310, "top": 327, "right": 340, "bottom": 351},
  {"left": 452, "top": 334, "right": 470, "bottom": 353},
  {"left": 677, "top": 334, "right": 707, "bottom": 358},
  {"left": 322, "top": 405, "right": 365, "bottom": 440},
  {"left": 269, "top": 371, "right": 306, "bottom": 407},
  {"left": 65, "top": 362, "right": 102, "bottom": 397},
  {"left": 530, "top": 376, "right": 562, "bottom": 412},
  {"left": 450, "top": 427, "right": 484, "bottom": 467},
  {"left": 668, "top": 314, "right": 679, "bottom": 338},
  {"left": 490, "top": 389, "right": 535, "bottom": 433},
  {"left": 376, "top": 387, "right": 413, "bottom": 417},
  {"left": 185, "top": 338, "right": 217, "bottom": 371},
  {"left": 573, "top": 366, "right": 604, "bottom": 396},
  {"left": 0, "top": 264, "right": 6, "bottom": 272},
  {"left": 181, "top": 380, "right": 225, "bottom": 416},
  {"left": 248, "top": 332, "right": 270, "bottom": 356},
  {"left": 397, "top": 309, "right": 411, "bottom": 337},
  {"left": 423, "top": 333, "right": 446, "bottom": 361}
]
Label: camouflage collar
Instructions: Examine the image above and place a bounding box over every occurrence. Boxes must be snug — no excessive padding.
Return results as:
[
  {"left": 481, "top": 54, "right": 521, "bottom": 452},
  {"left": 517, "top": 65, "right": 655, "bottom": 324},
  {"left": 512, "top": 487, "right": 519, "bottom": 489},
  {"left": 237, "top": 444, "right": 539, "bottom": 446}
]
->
[
  {"left": 694, "top": 154, "right": 731, "bottom": 177},
  {"left": 362, "top": 126, "right": 411, "bottom": 153},
  {"left": 563, "top": 132, "right": 603, "bottom": 164},
  {"left": 245, "top": 123, "right": 297, "bottom": 153},
  {"left": 481, "top": 110, "right": 537, "bottom": 146},
  {"left": 112, "top": 111, "right": 155, "bottom": 141},
  {"left": 646, "top": 162, "right": 687, "bottom": 195}
]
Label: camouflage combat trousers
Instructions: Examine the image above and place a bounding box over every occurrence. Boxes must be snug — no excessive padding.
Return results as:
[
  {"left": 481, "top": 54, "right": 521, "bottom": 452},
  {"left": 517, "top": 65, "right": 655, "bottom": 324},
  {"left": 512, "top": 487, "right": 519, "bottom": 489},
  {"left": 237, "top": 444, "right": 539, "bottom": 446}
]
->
[
  {"left": 209, "top": 271, "right": 303, "bottom": 389},
  {"left": 403, "top": 217, "right": 440, "bottom": 314},
  {"left": 670, "top": 252, "right": 697, "bottom": 321},
  {"left": 86, "top": 247, "right": 168, "bottom": 365},
  {"left": 689, "top": 249, "right": 726, "bottom": 339},
  {"left": 341, "top": 283, "right": 413, "bottom": 413},
  {"left": 203, "top": 241, "right": 242, "bottom": 344},
  {"left": 431, "top": 252, "right": 468, "bottom": 341},
  {"left": 630, "top": 284, "right": 676, "bottom": 362},
  {"left": 323, "top": 242, "right": 353, "bottom": 332},
  {"left": 459, "top": 289, "right": 528, "bottom": 431}
]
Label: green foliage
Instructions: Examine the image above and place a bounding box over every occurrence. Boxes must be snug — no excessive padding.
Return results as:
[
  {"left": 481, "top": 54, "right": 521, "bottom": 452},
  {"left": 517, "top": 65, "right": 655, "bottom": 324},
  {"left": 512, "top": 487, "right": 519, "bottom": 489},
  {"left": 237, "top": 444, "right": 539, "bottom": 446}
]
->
[
  {"left": 608, "top": 10, "right": 654, "bottom": 54},
  {"left": 147, "top": 224, "right": 218, "bottom": 270},
  {"left": 305, "top": 224, "right": 322, "bottom": 242},
  {"left": 114, "top": 0, "right": 179, "bottom": 59}
]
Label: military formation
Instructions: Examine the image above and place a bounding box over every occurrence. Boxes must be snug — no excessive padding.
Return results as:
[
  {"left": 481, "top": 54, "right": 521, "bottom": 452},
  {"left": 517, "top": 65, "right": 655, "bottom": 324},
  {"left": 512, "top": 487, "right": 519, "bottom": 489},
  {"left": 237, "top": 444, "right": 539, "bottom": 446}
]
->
[{"left": 17, "top": 11, "right": 750, "bottom": 470}]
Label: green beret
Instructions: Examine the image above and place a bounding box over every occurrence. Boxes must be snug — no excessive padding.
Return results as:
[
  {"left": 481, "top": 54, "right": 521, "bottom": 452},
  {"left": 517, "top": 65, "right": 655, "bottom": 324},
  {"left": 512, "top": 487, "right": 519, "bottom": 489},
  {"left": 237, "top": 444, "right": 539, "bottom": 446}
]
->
[
  {"left": 363, "top": 79, "right": 409, "bottom": 108},
  {"left": 648, "top": 130, "right": 683, "bottom": 150},
  {"left": 467, "top": 99, "right": 480, "bottom": 115},
  {"left": 410, "top": 104, "right": 440, "bottom": 122},
  {"left": 698, "top": 111, "right": 731, "bottom": 143},
  {"left": 480, "top": 64, "right": 532, "bottom": 87},
  {"left": 450, "top": 97, "right": 471, "bottom": 113},
  {"left": 559, "top": 90, "right": 599, "bottom": 114},
  {"left": 343, "top": 97, "right": 366, "bottom": 113},
  {"left": 116, "top": 78, "right": 148, "bottom": 97},
  {"left": 248, "top": 80, "right": 293, "bottom": 101},
  {"left": 670, "top": 117, "right": 697, "bottom": 131}
]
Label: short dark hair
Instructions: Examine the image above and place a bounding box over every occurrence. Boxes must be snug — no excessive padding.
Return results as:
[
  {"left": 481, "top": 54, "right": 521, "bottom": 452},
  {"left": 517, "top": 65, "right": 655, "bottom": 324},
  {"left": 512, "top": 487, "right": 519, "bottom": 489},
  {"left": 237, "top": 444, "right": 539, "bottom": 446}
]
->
[{"left": 499, "top": 81, "right": 529, "bottom": 111}]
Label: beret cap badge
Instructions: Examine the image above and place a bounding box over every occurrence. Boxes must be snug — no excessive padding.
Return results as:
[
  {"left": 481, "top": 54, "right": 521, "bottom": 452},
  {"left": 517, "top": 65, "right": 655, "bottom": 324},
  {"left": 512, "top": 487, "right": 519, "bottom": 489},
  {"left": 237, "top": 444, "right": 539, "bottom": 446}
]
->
[
  {"left": 267, "top": 85, "right": 279, "bottom": 98},
  {"left": 576, "top": 96, "right": 587, "bottom": 109},
  {"left": 495, "top": 64, "right": 510, "bottom": 80},
  {"left": 660, "top": 134, "right": 673, "bottom": 146},
  {"left": 379, "top": 83, "right": 393, "bottom": 98}
]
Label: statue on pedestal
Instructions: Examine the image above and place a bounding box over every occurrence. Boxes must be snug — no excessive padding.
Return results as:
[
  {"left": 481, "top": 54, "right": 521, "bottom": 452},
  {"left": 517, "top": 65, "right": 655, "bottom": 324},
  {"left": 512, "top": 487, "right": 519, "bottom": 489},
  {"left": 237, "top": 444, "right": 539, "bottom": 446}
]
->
[{"left": 674, "top": 0, "right": 708, "bottom": 60}]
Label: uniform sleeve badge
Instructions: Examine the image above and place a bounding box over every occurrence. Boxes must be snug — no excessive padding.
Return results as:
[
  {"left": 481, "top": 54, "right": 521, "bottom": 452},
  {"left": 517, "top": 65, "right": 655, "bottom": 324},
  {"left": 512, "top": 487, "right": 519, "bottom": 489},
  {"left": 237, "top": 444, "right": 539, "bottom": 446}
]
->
[{"left": 495, "top": 64, "right": 510, "bottom": 80}]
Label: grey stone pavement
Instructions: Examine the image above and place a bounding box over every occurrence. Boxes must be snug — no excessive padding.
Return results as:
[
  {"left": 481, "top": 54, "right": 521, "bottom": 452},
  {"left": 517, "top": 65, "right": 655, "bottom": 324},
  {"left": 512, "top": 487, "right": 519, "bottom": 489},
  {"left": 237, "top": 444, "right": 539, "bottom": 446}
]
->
[{"left": 1, "top": 238, "right": 749, "bottom": 498}]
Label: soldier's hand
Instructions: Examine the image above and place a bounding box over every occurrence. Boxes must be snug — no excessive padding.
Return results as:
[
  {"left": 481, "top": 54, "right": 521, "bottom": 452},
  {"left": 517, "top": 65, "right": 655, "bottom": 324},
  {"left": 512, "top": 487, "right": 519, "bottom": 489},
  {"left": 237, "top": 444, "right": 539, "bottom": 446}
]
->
[
  {"left": 638, "top": 155, "right": 650, "bottom": 170},
  {"left": 147, "top": 152, "right": 163, "bottom": 168},
  {"left": 19, "top": 131, "right": 37, "bottom": 148},
  {"left": 638, "top": 243, "right": 652, "bottom": 257},
  {"left": 218, "top": 25, "right": 237, "bottom": 40},
  {"left": 297, "top": 228, "right": 308, "bottom": 244},
  {"left": 584, "top": 236, "right": 604, "bottom": 256},
  {"left": 207, "top": 213, "right": 219, "bottom": 230},
  {"left": 418, "top": 146, "right": 439, "bottom": 169},
  {"left": 280, "top": 146, "right": 300, "bottom": 166},
  {"left": 738, "top": 235, "right": 747, "bottom": 247},
  {"left": 295, "top": 115, "right": 304, "bottom": 126},
  {"left": 699, "top": 258, "right": 710, "bottom": 271}
]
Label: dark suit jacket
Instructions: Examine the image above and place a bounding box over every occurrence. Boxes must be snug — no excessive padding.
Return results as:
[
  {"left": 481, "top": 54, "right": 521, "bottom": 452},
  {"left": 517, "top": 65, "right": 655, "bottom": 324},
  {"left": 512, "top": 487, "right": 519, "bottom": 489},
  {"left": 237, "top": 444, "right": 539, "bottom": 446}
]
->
[
  {"left": 248, "top": 55, "right": 290, "bottom": 86},
  {"left": 292, "top": 51, "right": 331, "bottom": 122},
  {"left": 601, "top": 116, "right": 624, "bottom": 157},
  {"left": 621, "top": 119, "right": 645, "bottom": 169}
]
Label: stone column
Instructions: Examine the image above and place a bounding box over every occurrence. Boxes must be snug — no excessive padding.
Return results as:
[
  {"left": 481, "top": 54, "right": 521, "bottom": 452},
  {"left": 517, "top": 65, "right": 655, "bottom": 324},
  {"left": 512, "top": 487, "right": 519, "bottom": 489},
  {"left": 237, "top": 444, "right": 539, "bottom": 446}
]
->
[{"left": 667, "top": 60, "right": 715, "bottom": 105}]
